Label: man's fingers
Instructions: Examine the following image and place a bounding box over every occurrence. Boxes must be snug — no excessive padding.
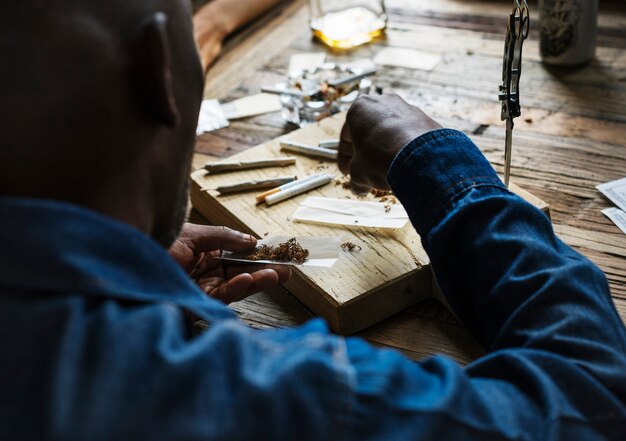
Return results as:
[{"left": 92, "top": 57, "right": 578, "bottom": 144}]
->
[
  {"left": 338, "top": 123, "right": 353, "bottom": 175},
  {"left": 338, "top": 150, "right": 353, "bottom": 176},
  {"left": 225, "top": 263, "right": 291, "bottom": 284},
  {"left": 247, "top": 269, "right": 281, "bottom": 296},
  {"left": 210, "top": 273, "right": 254, "bottom": 304},
  {"left": 349, "top": 159, "right": 373, "bottom": 196},
  {"left": 350, "top": 180, "right": 372, "bottom": 196},
  {"left": 181, "top": 224, "right": 257, "bottom": 253},
  {"left": 210, "top": 269, "right": 287, "bottom": 304}
]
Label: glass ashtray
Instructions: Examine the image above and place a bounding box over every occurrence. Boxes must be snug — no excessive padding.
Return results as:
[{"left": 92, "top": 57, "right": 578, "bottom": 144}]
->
[{"left": 264, "top": 60, "right": 380, "bottom": 126}]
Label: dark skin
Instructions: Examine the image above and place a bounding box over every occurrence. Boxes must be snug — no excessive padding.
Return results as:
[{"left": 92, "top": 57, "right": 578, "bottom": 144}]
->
[
  {"left": 338, "top": 94, "right": 442, "bottom": 195},
  {"left": 0, "top": 0, "right": 289, "bottom": 304},
  {"left": 169, "top": 224, "right": 290, "bottom": 303},
  {"left": 193, "top": 0, "right": 285, "bottom": 72}
]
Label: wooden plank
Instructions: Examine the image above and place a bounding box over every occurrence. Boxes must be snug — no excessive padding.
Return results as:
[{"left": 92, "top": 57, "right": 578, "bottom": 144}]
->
[
  {"left": 192, "top": 115, "right": 430, "bottom": 334},
  {"left": 191, "top": 113, "right": 549, "bottom": 334}
]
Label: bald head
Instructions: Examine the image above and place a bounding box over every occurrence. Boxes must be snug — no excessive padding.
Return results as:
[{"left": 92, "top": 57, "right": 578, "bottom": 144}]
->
[{"left": 0, "top": 0, "right": 204, "bottom": 246}]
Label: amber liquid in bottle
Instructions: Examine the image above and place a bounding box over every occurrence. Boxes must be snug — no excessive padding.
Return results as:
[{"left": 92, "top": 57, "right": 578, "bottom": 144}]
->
[{"left": 310, "top": 6, "right": 387, "bottom": 49}]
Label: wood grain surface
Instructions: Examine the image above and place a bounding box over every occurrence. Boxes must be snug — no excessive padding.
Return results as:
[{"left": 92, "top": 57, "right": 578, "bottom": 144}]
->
[
  {"left": 191, "top": 0, "right": 626, "bottom": 364},
  {"left": 192, "top": 113, "right": 548, "bottom": 333}
]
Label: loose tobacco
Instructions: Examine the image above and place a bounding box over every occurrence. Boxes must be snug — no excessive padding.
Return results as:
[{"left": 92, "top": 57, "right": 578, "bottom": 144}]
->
[
  {"left": 341, "top": 241, "right": 362, "bottom": 252},
  {"left": 244, "top": 238, "right": 309, "bottom": 264}
]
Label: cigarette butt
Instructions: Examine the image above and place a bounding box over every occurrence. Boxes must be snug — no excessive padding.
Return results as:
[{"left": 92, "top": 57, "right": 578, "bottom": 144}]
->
[
  {"left": 255, "top": 188, "right": 281, "bottom": 204},
  {"left": 261, "top": 86, "right": 309, "bottom": 98},
  {"left": 318, "top": 139, "right": 340, "bottom": 149},
  {"left": 265, "top": 174, "right": 334, "bottom": 205},
  {"left": 280, "top": 141, "right": 338, "bottom": 160},
  {"left": 328, "top": 67, "right": 377, "bottom": 87},
  {"left": 255, "top": 173, "right": 323, "bottom": 204}
]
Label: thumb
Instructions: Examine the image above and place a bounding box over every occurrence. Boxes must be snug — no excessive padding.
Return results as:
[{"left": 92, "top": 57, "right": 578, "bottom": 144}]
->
[
  {"left": 349, "top": 158, "right": 374, "bottom": 196},
  {"left": 338, "top": 122, "right": 353, "bottom": 175},
  {"left": 180, "top": 224, "right": 257, "bottom": 253}
]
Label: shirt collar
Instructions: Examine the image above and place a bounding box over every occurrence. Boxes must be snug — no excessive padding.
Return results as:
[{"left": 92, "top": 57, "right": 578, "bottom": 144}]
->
[{"left": 0, "top": 197, "right": 235, "bottom": 322}]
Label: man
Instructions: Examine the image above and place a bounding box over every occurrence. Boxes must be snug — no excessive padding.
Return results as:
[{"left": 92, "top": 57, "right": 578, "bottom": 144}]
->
[{"left": 0, "top": 1, "right": 625, "bottom": 440}]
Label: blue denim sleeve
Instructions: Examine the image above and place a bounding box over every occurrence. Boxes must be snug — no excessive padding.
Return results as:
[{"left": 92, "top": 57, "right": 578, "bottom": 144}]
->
[{"left": 361, "top": 128, "right": 626, "bottom": 438}]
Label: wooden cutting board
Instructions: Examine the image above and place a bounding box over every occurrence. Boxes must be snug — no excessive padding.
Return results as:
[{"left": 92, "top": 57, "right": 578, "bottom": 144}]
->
[{"left": 190, "top": 113, "right": 550, "bottom": 334}]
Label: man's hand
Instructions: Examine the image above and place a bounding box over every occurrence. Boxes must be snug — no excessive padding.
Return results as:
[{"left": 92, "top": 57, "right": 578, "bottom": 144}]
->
[
  {"left": 338, "top": 94, "right": 442, "bottom": 195},
  {"left": 193, "top": 0, "right": 284, "bottom": 73},
  {"left": 193, "top": 14, "right": 227, "bottom": 72},
  {"left": 169, "top": 223, "right": 291, "bottom": 304}
]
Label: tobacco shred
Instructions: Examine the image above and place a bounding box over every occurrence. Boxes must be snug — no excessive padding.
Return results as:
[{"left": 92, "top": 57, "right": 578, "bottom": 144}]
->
[
  {"left": 334, "top": 175, "right": 351, "bottom": 190},
  {"left": 336, "top": 175, "right": 398, "bottom": 210},
  {"left": 382, "top": 195, "right": 398, "bottom": 212},
  {"left": 341, "top": 241, "right": 362, "bottom": 252},
  {"left": 244, "top": 238, "right": 309, "bottom": 264},
  {"left": 370, "top": 188, "right": 393, "bottom": 198}
]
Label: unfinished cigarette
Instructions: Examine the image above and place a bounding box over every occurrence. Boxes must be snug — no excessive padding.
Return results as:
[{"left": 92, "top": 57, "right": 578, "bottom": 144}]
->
[
  {"left": 214, "top": 175, "right": 297, "bottom": 195},
  {"left": 255, "top": 173, "right": 323, "bottom": 204},
  {"left": 280, "top": 141, "right": 338, "bottom": 160},
  {"left": 265, "top": 174, "right": 334, "bottom": 206},
  {"left": 318, "top": 139, "right": 340, "bottom": 149},
  {"left": 328, "top": 67, "right": 377, "bottom": 88},
  {"left": 204, "top": 157, "right": 296, "bottom": 174}
]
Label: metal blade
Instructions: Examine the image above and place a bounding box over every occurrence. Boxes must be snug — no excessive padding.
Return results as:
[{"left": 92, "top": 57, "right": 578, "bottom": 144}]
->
[{"left": 504, "top": 118, "right": 513, "bottom": 188}]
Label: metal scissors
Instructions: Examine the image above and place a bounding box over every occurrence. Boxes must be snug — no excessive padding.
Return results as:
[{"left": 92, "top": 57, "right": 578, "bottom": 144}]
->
[{"left": 499, "top": 0, "right": 530, "bottom": 187}]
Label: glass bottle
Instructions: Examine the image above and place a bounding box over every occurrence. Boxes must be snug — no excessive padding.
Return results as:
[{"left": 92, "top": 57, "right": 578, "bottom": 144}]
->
[{"left": 309, "top": 0, "right": 387, "bottom": 49}]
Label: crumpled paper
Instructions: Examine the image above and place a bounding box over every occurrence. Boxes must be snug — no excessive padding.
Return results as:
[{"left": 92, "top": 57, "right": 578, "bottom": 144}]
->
[{"left": 196, "top": 99, "right": 229, "bottom": 135}]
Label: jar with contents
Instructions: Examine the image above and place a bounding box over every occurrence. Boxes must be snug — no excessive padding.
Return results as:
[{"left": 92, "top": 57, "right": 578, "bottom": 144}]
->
[
  {"left": 538, "top": 0, "right": 598, "bottom": 66},
  {"left": 309, "top": 0, "right": 387, "bottom": 49}
]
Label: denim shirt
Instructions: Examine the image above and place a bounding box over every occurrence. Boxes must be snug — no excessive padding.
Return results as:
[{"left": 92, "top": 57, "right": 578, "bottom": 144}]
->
[{"left": 1, "top": 129, "right": 625, "bottom": 440}]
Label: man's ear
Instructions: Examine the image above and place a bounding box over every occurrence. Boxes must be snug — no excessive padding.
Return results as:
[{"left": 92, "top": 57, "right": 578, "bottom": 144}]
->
[{"left": 130, "top": 12, "right": 180, "bottom": 127}]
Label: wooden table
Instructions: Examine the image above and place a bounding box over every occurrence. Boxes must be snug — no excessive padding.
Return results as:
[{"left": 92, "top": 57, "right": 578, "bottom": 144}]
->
[{"left": 191, "top": 0, "right": 626, "bottom": 364}]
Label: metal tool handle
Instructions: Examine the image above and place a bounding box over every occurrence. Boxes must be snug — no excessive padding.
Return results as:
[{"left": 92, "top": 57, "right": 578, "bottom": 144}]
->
[{"left": 499, "top": 0, "right": 529, "bottom": 187}]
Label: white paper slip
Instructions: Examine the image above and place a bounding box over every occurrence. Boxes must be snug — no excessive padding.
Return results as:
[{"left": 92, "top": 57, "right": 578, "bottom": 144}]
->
[
  {"left": 196, "top": 99, "right": 229, "bottom": 135},
  {"left": 219, "top": 236, "right": 341, "bottom": 268},
  {"left": 597, "top": 177, "right": 626, "bottom": 213},
  {"left": 602, "top": 207, "right": 626, "bottom": 235},
  {"left": 221, "top": 93, "right": 282, "bottom": 120},
  {"left": 292, "top": 197, "right": 409, "bottom": 229},
  {"left": 373, "top": 47, "right": 441, "bottom": 71},
  {"left": 288, "top": 52, "right": 326, "bottom": 77}
]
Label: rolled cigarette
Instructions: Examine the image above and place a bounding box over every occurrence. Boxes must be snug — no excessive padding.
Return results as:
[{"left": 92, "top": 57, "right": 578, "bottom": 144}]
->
[
  {"left": 328, "top": 67, "right": 377, "bottom": 88},
  {"left": 204, "top": 157, "right": 296, "bottom": 173},
  {"left": 318, "top": 139, "right": 340, "bottom": 149},
  {"left": 280, "top": 141, "right": 338, "bottom": 160},
  {"left": 265, "top": 174, "right": 334, "bottom": 206},
  {"left": 255, "top": 173, "right": 323, "bottom": 204},
  {"left": 215, "top": 175, "right": 297, "bottom": 195}
]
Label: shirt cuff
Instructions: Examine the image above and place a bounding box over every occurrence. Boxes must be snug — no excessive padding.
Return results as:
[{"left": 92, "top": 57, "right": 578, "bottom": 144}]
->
[{"left": 387, "top": 128, "right": 504, "bottom": 236}]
